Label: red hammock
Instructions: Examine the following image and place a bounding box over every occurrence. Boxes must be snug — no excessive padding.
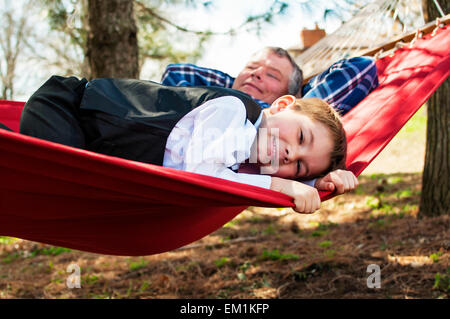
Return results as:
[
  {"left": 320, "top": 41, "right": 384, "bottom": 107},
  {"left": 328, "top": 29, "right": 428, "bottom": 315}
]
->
[{"left": 0, "top": 25, "right": 449, "bottom": 256}]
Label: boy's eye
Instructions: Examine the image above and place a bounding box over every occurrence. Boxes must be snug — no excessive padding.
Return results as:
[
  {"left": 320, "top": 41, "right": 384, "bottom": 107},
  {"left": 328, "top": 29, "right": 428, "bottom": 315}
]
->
[{"left": 299, "top": 131, "right": 304, "bottom": 144}]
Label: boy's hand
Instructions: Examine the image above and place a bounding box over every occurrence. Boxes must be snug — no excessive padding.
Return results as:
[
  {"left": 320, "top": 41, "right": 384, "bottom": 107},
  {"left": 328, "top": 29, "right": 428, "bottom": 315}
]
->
[
  {"left": 314, "top": 169, "right": 358, "bottom": 194},
  {"left": 271, "top": 177, "right": 321, "bottom": 214}
]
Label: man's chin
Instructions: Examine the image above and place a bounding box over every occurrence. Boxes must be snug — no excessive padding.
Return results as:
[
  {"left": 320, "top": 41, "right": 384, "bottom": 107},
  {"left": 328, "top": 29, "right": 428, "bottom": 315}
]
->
[{"left": 241, "top": 86, "right": 263, "bottom": 100}]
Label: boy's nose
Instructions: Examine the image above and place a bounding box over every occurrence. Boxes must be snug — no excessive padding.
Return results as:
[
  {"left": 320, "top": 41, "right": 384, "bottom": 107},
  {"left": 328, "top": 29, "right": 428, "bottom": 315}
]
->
[
  {"left": 283, "top": 145, "right": 301, "bottom": 164},
  {"left": 283, "top": 147, "right": 293, "bottom": 164}
]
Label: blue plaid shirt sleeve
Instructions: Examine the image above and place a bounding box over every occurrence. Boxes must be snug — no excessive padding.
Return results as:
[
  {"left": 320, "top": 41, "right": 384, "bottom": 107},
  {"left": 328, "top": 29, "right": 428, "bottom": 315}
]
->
[
  {"left": 302, "top": 56, "right": 379, "bottom": 115},
  {"left": 161, "top": 63, "right": 235, "bottom": 88},
  {"left": 161, "top": 63, "right": 271, "bottom": 109}
]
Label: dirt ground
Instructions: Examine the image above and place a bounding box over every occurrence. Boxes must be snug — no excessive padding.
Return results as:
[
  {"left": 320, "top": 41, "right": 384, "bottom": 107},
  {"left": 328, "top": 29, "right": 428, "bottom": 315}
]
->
[{"left": 0, "top": 107, "right": 448, "bottom": 299}]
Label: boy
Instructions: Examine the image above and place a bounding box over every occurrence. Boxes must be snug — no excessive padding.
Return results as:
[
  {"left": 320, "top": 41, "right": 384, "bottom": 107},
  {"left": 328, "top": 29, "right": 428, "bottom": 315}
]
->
[{"left": 19, "top": 76, "right": 357, "bottom": 214}]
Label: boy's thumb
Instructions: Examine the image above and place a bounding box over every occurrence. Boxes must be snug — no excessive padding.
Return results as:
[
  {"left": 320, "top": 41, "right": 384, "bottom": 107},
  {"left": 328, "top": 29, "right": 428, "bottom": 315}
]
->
[{"left": 327, "top": 183, "right": 335, "bottom": 192}]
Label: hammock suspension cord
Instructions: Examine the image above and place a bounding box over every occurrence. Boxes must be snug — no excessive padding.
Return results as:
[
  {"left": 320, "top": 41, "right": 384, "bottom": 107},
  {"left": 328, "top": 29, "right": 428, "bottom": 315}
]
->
[{"left": 296, "top": 0, "right": 427, "bottom": 81}]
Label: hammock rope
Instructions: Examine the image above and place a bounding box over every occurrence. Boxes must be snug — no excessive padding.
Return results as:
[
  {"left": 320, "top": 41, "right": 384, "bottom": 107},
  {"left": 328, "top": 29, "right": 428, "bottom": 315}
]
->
[
  {"left": 0, "top": 22, "right": 449, "bottom": 256},
  {"left": 297, "top": 0, "right": 426, "bottom": 81}
]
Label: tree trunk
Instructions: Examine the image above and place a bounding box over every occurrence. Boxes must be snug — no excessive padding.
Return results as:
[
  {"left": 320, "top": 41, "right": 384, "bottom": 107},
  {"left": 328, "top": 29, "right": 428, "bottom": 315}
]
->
[
  {"left": 87, "top": 0, "right": 139, "bottom": 79},
  {"left": 419, "top": 0, "right": 449, "bottom": 217}
]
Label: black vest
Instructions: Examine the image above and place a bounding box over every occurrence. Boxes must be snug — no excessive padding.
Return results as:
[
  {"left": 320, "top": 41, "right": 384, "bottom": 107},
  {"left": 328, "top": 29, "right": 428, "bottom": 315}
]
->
[{"left": 78, "top": 78, "right": 262, "bottom": 165}]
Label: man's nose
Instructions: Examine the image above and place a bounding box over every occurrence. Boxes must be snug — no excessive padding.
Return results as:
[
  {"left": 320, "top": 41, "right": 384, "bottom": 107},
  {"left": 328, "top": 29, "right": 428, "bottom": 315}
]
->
[{"left": 251, "top": 67, "right": 263, "bottom": 80}]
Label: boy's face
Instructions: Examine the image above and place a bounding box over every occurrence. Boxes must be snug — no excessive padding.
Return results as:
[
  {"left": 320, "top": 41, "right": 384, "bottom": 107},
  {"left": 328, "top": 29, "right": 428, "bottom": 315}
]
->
[
  {"left": 232, "top": 49, "right": 293, "bottom": 104},
  {"left": 255, "top": 97, "right": 333, "bottom": 180}
]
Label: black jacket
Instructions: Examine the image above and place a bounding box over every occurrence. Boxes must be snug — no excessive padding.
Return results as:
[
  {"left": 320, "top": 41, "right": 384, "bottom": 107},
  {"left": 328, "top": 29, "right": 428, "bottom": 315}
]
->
[{"left": 79, "top": 78, "right": 262, "bottom": 165}]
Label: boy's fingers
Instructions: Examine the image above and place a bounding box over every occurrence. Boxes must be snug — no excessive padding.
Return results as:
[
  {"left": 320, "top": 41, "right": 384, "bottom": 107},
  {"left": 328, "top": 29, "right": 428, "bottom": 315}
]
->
[
  {"left": 295, "top": 199, "right": 306, "bottom": 214},
  {"left": 348, "top": 174, "right": 358, "bottom": 190},
  {"left": 344, "top": 175, "right": 352, "bottom": 191},
  {"left": 354, "top": 175, "right": 359, "bottom": 186},
  {"left": 306, "top": 200, "right": 312, "bottom": 214},
  {"left": 315, "top": 195, "right": 321, "bottom": 211},
  {"left": 311, "top": 189, "right": 320, "bottom": 212},
  {"left": 327, "top": 182, "right": 335, "bottom": 192},
  {"left": 334, "top": 176, "right": 345, "bottom": 194}
]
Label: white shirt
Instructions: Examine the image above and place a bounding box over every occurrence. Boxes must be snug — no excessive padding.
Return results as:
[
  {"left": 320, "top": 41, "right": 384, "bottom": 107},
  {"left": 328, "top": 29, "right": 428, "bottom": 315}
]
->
[{"left": 163, "top": 96, "right": 272, "bottom": 189}]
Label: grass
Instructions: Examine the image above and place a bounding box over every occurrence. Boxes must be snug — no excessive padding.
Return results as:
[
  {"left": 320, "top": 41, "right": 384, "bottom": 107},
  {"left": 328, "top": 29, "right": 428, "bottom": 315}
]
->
[
  {"left": 128, "top": 258, "right": 149, "bottom": 271},
  {"left": 214, "top": 257, "right": 231, "bottom": 268},
  {"left": 0, "top": 237, "right": 18, "bottom": 245},
  {"left": 433, "top": 269, "right": 450, "bottom": 294},
  {"left": 261, "top": 249, "right": 299, "bottom": 261},
  {"left": 30, "top": 247, "right": 72, "bottom": 257},
  {"left": 318, "top": 241, "right": 333, "bottom": 249},
  {"left": 430, "top": 252, "right": 444, "bottom": 263}
]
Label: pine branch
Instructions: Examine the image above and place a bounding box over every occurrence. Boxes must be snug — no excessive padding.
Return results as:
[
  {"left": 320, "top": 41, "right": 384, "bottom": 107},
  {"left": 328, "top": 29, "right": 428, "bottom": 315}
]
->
[
  {"left": 133, "top": 0, "right": 288, "bottom": 36},
  {"left": 134, "top": 0, "right": 224, "bottom": 35}
]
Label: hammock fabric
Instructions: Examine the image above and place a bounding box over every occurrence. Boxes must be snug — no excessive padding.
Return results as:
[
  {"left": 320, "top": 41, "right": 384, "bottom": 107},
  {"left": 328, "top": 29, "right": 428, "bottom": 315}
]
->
[{"left": 0, "top": 25, "right": 449, "bottom": 256}]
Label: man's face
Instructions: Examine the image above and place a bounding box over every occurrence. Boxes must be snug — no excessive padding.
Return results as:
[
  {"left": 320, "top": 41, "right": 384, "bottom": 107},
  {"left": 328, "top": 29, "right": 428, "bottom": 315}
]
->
[{"left": 232, "top": 50, "right": 293, "bottom": 104}]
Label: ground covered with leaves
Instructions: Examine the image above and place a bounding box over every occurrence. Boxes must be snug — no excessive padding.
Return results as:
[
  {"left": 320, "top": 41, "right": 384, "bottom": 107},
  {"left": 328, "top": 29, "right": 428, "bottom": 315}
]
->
[{"left": 0, "top": 172, "right": 448, "bottom": 299}]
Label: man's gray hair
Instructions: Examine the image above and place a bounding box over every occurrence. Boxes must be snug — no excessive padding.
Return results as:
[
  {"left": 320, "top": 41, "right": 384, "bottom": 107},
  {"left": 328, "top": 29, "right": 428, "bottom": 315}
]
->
[{"left": 264, "top": 47, "right": 303, "bottom": 97}]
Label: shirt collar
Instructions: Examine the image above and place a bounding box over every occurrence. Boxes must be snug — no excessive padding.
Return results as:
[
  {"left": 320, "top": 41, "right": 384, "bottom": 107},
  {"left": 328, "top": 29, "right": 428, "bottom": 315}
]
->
[{"left": 253, "top": 111, "right": 263, "bottom": 129}]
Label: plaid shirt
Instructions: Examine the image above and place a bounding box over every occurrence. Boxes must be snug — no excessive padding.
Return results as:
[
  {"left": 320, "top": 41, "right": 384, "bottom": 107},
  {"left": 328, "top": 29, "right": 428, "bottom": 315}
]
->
[{"left": 161, "top": 56, "right": 379, "bottom": 115}]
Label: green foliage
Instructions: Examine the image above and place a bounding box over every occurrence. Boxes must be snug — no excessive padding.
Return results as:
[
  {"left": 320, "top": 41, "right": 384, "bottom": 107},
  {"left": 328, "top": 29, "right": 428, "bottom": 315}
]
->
[
  {"left": 220, "top": 236, "right": 231, "bottom": 243},
  {"left": 30, "top": 246, "right": 72, "bottom": 257},
  {"left": 365, "top": 196, "right": 382, "bottom": 209},
  {"left": 37, "top": 0, "right": 299, "bottom": 78},
  {"left": 128, "top": 258, "right": 149, "bottom": 271},
  {"left": 401, "top": 204, "right": 418, "bottom": 214},
  {"left": 248, "top": 216, "right": 264, "bottom": 224},
  {"left": 395, "top": 189, "right": 413, "bottom": 199},
  {"left": 214, "top": 257, "right": 230, "bottom": 268},
  {"left": 311, "top": 230, "right": 328, "bottom": 237},
  {"left": 318, "top": 240, "right": 332, "bottom": 248},
  {"left": 250, "top": 275, "right": 272, "bottom": 289},
  {"left": 433, "top": 269, "right": 449, "bottom": 293},
  {"left": 429, "top": 252, "right": 443, "bottom": 263},
  {"left": 240, "top": 261, "right": 251, "bottom": 272},
  {"left": 83, "top": 274, "right": 99, "bottom": 285},
  {"left": 139, "top": 281, "right": 151, "bottom": 292},
  {"left": 0, "top": 246, "right": 72, "bottom": 263},
  {"left": 368, "top": 218, "right": 390, "bottom": 229},
  {"left": 324, "top": 249, "right": 336, "bottom": 257},
  {"left": 311, "top": 222, "right": 337, "bottom": 237},
  {"left": 0, "top": 237, "right": 18, "bottom": 245},
  {"left": 262, "top": 224, "right": 276, "bottom": 235},
  {"left": 43, "top": 0, "right": 87, "bottom": 44},
  {"left": 370, "top": 173, "right": 386, "bottom": 180},
  {"left": 387, "top": 176, "right": 403, "bottom": 185},
  {"left": 401, "top": 107, "right": 427, "bottom": 134},
  {"left": 224, "top": 220, "right": 238, "bottom": 228},
  {"left": 261, "top": 249, "right": 298, "bottom": 261},
  {"left": 1, "top": 252, "right": 21, "bottom": 264}
]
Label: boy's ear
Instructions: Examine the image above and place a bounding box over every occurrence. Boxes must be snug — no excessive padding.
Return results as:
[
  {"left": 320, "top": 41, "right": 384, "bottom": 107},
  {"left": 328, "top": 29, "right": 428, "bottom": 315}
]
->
[{"left": 269, "top": 95, "right": 296, "bottom": 114}]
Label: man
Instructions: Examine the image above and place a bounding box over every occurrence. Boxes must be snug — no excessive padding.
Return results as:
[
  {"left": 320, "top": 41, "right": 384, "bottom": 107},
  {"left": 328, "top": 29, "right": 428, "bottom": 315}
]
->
[{"left": 161, "top": 47, "right": 378, "bottom": 115}]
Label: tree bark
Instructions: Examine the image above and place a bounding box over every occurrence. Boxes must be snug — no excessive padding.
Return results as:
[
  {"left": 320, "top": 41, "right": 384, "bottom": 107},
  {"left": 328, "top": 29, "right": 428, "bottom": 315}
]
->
[
  {"left": 419, "top": 0, "right": 449, "bottom": 217},
  {"left": 87, "top": 0, "right": 139, "bottom": 79}
]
